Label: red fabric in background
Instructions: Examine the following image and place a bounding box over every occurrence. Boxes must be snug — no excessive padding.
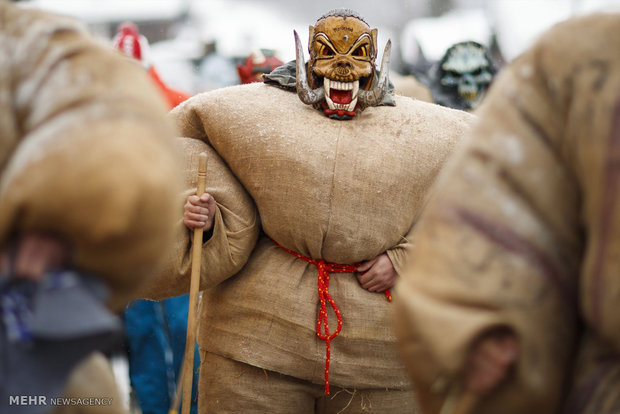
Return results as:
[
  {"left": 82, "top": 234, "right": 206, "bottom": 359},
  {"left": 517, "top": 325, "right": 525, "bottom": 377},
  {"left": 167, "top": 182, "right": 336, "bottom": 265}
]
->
[{"left": 148, "top": 66, "right": 192, "bottom": 110}]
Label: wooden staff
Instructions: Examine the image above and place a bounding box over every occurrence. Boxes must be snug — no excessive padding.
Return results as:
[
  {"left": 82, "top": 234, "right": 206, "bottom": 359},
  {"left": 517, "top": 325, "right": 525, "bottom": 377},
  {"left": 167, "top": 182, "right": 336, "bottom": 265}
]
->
[{"left": 180, "top": 152, "right": 208, "bottom": 414}]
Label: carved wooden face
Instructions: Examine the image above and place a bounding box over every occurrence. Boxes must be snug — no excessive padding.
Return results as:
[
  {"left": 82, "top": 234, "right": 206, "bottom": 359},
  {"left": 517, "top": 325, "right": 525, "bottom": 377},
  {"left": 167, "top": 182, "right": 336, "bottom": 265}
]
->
[
  {"left": 309, "top": 16, "right": 377, "bottom": 84},
  {"left": 294, "top": 12, "right": 391, "bottom": 120},
  {"left": 308, "top": 15, "right": 378, "bottom": 119}
]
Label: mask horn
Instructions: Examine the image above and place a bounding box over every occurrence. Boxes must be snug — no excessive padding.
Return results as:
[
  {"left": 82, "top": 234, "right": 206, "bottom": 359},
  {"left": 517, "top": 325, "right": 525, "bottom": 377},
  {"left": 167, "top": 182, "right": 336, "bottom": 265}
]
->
[
  {"left": 294, "top": 30, "right": 325, "bottom": 105},
  {"left": 358, "top": 39, "right": 391, "bottom": 108}
]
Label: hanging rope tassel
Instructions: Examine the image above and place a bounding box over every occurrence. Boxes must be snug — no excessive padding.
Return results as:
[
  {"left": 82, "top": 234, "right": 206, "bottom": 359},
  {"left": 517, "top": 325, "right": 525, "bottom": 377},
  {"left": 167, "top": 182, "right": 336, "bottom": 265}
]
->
[{"left": 272, "top": 239, "right": 391, "bottom": 394}]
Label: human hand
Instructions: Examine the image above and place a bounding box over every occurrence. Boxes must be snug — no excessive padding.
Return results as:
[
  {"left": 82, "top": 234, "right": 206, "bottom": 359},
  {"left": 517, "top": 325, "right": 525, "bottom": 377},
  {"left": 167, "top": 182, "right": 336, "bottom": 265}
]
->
[
  {"left": 463, "top": 328, "right": 519, "bottom": 395},
  {"left": 183, "top": 192, "right": 216, "bottom": 231},
  {"left": 1, "top": 233, "right": 71, "bottom": 282},
  {"left": 355, "top": 253, "right": 397, "bottom": 292}
]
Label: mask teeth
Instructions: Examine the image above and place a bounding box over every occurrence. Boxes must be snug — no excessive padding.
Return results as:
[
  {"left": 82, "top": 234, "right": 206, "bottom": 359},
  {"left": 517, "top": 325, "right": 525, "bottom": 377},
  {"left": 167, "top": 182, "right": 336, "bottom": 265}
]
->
[
  {"left": 349, "top": 80, "right": 359, "bottom": 111},
  {"left": 332, "top": 81, "right": 354, "bottom": 91},
  {"left": 324, "top": 78, "right": 335, "bottom": 110},
  {"left": 324, "top": 77, "right": 331, "bottom": 96},
  {"left": 323, "top": 79, "right": 359, "bottom": 111},
  {"left": 347, "top": 97, "right": 358, "bottom": 112}
]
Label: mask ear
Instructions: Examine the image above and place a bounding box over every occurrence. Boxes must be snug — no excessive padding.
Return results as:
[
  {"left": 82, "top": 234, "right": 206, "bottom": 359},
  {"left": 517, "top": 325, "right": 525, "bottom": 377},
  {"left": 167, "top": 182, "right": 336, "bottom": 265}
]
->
[
  {"left": 308, "top": 25, "right": 315, "bottom": 56},
  {"left": 370, "top": 28, "right": 378, "bottom": 60}
]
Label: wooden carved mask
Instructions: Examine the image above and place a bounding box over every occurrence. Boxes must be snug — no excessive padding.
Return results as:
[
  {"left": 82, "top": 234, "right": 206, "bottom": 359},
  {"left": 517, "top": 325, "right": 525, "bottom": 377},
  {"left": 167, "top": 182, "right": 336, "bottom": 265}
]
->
[{"left": 295, "top": 9, "right": 391, "bottom": 120}]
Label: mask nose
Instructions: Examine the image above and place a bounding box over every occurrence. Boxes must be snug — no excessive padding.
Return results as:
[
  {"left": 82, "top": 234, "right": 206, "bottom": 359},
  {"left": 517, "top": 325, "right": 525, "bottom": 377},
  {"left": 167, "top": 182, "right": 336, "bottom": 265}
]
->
[{"left": 458, "top": 74, "right": 478, "bottom": 99}]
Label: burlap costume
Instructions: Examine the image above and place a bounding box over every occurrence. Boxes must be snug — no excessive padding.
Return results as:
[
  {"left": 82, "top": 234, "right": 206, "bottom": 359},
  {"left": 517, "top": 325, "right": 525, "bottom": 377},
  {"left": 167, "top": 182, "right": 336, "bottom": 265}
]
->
[
  {"left": 0, "top": 2, "right": 181, "bottom": 311},
  {"left": 144, "top": 81, "right": 474, "bottom": 412},
  {"left": 391, "top": 72, "right": 434, "bottom": 103},
  {"left": 0, "top": 3, "right": 181, "bottom": 412},
  {"left": 394, "top": 13, "right": 620, "bottom": 413}
]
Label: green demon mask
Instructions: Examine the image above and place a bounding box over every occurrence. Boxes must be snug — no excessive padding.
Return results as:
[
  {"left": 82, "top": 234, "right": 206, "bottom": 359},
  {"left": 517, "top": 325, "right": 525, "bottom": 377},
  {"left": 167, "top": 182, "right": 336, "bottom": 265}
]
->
[{"left": 434, "top": 41, "right": 497, "bottom": 111}]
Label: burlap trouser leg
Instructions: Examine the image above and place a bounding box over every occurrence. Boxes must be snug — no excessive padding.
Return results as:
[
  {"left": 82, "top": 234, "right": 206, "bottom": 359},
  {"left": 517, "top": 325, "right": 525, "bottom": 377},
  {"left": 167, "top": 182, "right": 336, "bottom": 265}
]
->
[{"left": 199, "top": 350, "right": 418, "bottom": 413}]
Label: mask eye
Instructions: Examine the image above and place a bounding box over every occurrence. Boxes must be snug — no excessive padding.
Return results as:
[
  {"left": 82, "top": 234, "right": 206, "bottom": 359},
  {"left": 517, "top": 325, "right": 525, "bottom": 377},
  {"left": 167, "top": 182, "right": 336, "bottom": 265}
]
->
[
  {"left": 352, "top": 45, "right": 368, "bottom": 57},
  {"left": 318, "top": 44, "right": 335, "bottom": 56}
]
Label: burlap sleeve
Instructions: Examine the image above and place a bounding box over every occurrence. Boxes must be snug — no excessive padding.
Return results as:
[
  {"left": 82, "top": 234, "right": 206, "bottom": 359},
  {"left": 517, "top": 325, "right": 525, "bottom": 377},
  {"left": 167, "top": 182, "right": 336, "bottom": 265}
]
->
[
  {"left": 394, "top": 51, "right": 583, "bottom": 413},
  {"left": 0, "top": 8, "right": 182, "bottom": 310},
  {"left": 137, "top": 114, "right": 261, "bottom": 300},
  {"left": 386, "top": 220, "right": 419, "bottom": 276}
]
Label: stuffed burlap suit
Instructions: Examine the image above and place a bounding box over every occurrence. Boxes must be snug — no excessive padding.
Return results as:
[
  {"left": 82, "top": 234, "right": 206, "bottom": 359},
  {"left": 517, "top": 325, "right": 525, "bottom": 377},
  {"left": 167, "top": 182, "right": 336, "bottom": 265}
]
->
[
  {"left": 0, "top": 3, "right": 180, "bottom": 310},
  {"left": 144, "top": 81, "right": 474, "bottom": 412},
  {"left": 395, "top": 13, "right": 620, "bottom": 414},
  {"left": 0, "top": 2, "right": 181, "bottom": 413}
]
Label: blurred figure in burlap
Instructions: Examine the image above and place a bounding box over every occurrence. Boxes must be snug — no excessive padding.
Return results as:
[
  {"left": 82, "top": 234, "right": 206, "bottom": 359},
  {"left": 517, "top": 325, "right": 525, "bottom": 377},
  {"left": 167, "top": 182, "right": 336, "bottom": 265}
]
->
[
  {"left": 0, "top": 2, "right": 181, "bottom": 413},
  {"left": 394, "top": 12, "right": 620, "bottom": 414},
  {"left": 390, "top": 71, "right": 434, "bottom": 103}
]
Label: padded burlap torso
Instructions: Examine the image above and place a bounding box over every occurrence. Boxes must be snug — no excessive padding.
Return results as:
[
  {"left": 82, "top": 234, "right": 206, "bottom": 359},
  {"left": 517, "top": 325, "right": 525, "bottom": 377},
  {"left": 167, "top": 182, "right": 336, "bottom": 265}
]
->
[{"left": 169, "top": 83, "right": 474, "bottom": 388}]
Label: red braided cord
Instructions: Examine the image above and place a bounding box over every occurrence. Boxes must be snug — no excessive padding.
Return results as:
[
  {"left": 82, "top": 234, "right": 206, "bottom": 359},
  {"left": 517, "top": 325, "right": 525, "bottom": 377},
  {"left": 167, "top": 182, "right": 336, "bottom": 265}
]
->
[{"left": 271, "top": 239, "right": 391, "bottom": 394}]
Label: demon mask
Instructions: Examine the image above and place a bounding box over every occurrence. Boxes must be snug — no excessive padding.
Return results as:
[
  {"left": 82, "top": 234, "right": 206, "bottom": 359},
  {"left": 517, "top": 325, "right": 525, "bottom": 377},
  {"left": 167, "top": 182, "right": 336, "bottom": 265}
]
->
[
  {"left": 431, "top": 41, "right": 497, "bottom": 111},
  {"left": 295, "top": 9, "right": 391, "bottom": 120}
]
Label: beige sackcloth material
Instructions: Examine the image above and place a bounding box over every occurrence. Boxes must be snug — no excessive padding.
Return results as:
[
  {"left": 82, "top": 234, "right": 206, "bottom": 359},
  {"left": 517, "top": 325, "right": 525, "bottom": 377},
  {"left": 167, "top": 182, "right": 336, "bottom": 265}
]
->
[
  {"left": 144, "top": 78, "right": 474, "bottom": 409},
  {"left": 395, "top": 13, "right": 620, "bottom": 414},
  {"left": 391, "top": 72, "right": 434, "bottom": 103},
  {"left": 0, "top": 3, "right": 182, "bottom": 311},
  {"left": 0, "top": 3, "right": 182, "bottom": 414},
  {"left": 198, "top": 350, "right": 418, "bottom": 414}
]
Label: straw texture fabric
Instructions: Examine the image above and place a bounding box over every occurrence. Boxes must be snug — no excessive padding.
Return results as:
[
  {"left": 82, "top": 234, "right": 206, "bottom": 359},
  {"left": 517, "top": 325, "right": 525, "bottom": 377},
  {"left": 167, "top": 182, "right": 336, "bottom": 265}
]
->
[
  {"left": 0, "top": 3, "right": 182, "bottom": 310},
  {"left": 150, "top": 81, "right": 474, "bottom": 394},
  {"left": 395, "top": 13, "right": 620, "bottom": 413}
]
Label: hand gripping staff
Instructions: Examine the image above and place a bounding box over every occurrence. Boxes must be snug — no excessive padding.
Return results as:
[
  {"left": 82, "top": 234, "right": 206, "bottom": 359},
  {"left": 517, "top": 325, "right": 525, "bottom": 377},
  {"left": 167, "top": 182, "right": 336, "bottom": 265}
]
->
[{"left": 178, "top": 152, "right": 208, "bottom": 414}]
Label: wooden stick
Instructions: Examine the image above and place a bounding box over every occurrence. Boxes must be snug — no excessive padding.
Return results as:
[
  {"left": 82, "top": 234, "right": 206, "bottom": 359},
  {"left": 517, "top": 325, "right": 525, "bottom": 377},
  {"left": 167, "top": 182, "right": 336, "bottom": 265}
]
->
[{"left": 181, "top": 152, "right": 208, "bottom": 414}]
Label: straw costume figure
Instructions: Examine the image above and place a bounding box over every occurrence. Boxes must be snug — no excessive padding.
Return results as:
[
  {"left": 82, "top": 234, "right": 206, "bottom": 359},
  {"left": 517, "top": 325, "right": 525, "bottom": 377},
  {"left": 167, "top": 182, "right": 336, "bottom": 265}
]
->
[{"left": 144, "top": 8, "right": 474, "bottom": 413}]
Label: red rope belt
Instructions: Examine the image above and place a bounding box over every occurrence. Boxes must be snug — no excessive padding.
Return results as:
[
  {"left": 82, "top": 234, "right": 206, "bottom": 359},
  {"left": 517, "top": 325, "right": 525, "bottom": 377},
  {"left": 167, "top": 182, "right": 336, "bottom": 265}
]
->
[{"left": 272, "top": 239, "right": 391, "bottom": 394}]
